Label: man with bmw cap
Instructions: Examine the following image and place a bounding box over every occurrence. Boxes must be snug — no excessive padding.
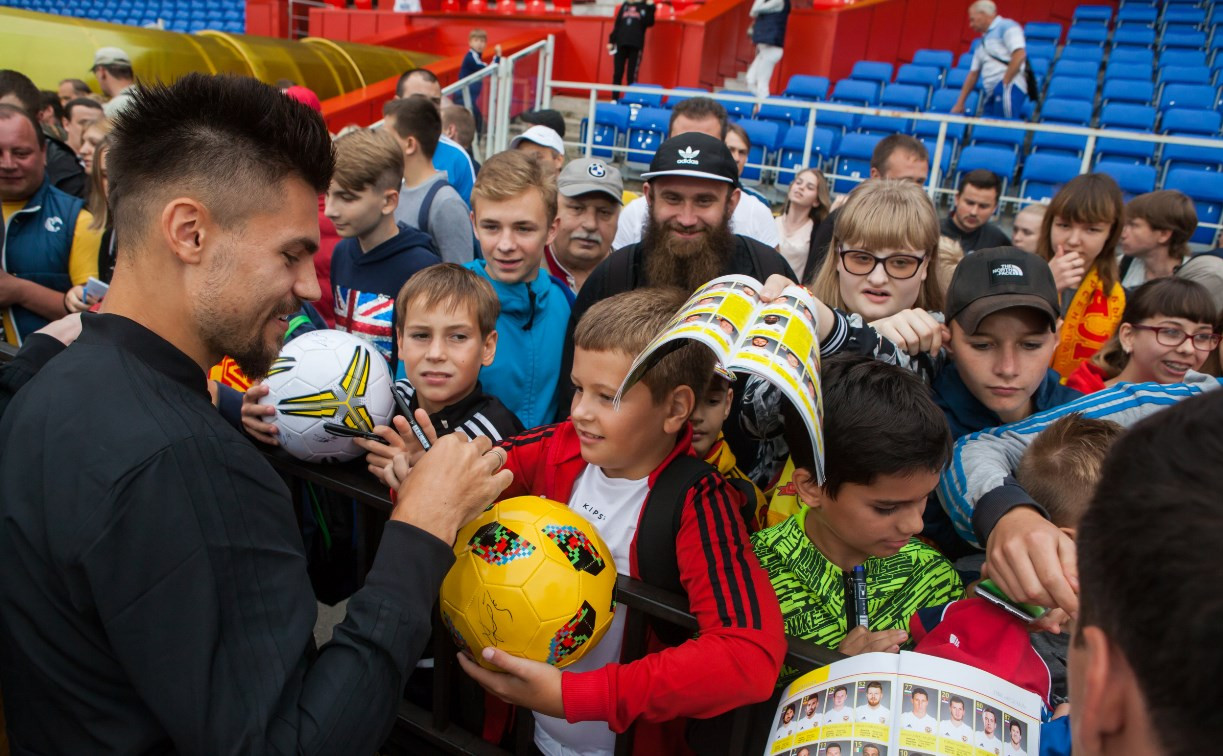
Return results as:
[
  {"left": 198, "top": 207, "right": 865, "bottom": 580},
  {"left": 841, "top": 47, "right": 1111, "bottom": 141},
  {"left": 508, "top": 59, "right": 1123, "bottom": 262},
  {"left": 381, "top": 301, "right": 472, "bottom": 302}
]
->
[{"left": 545, "top": 157, "right": 623, "bottom": 293}]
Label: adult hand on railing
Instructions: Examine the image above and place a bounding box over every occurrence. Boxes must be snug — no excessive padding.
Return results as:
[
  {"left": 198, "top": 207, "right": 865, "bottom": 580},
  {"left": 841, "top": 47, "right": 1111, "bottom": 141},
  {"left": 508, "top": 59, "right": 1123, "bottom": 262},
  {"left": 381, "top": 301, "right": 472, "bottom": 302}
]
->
[
  {"left": 456, "top": 646, "right": 565, "bottom": 718},
  {"left": 390, "top": 432, "right": 512, "bottom": 545},
  {"left": 1048, "top": 244, "right": 1086, "bottom": 294},
  {"left": 837, "top": 626, "right": 907, "bottom": 656}
]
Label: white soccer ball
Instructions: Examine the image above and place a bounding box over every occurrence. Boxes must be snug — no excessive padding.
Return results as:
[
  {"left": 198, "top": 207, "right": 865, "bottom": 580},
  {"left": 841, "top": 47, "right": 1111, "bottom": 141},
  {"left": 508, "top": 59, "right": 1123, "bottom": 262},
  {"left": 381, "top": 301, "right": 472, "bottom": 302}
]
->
[{"left": 257, "top": 329, "right": 395, "bottom": 463}]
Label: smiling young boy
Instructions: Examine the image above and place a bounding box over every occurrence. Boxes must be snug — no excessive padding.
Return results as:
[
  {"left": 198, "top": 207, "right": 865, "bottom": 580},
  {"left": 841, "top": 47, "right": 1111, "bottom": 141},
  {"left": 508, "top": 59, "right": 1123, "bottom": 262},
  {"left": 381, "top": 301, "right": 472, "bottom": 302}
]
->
[
  {"left": 456, "top": 287, "right": 785, "bottom": 755},
  {"left": 325, "top": 127, "right": 440, "bottom": 366},
  {"left": 463, "top": 150, "right": 571, "bottom": 429},
  {"left": 751, "top": 354, "right": 962, "bottom": 658}
]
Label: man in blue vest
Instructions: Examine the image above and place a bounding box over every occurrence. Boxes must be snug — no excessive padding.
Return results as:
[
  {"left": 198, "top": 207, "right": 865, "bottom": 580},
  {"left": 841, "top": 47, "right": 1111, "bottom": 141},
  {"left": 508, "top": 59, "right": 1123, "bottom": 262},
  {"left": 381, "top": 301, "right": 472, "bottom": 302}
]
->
[{"left": 0, "top": 104, "right": 99, "bottom": 347}]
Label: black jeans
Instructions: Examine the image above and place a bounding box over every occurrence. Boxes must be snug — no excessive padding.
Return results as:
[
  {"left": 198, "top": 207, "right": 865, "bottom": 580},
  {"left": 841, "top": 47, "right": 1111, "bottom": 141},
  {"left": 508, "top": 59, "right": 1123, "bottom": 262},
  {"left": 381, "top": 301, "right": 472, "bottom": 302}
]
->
[{"left": 613, "top": 45, "right": 643, "bottom": 89}]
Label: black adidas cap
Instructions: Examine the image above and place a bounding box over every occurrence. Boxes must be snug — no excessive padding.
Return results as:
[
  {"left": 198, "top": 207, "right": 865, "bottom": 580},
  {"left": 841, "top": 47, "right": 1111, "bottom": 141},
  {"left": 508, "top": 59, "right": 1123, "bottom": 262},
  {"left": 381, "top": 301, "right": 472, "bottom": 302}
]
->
[
  {"left": 641, "top": 132, "right": 740, "bottom": 187},
  {"left": 946, "top": 247, "right": 1060, "bottom": 334}
]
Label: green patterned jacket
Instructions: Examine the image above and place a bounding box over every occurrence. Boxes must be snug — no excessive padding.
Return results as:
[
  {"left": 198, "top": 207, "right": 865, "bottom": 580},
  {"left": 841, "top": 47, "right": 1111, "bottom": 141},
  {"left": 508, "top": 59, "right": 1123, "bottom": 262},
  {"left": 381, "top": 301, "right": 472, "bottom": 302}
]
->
[{"left": 751, "top": 508, "right": 965, "bottom": 655}]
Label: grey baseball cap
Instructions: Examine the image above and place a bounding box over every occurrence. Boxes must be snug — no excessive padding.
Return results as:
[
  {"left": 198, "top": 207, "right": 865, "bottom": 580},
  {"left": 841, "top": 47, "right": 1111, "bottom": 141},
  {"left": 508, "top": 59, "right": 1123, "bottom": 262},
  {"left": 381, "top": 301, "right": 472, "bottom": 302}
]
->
[
  {"left": 92, "top": 47, "right": 132, "bottom": 68},
  {"left": 557, "top": 157, "right": 624, "bottom": 204}
]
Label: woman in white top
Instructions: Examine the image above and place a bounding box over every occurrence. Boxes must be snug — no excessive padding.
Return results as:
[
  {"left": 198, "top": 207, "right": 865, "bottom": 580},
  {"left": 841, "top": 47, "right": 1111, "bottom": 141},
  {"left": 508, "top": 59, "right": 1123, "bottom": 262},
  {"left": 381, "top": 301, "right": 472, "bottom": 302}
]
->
[{"left": 775, "top": 167, "right": 830, "bottom": 280}]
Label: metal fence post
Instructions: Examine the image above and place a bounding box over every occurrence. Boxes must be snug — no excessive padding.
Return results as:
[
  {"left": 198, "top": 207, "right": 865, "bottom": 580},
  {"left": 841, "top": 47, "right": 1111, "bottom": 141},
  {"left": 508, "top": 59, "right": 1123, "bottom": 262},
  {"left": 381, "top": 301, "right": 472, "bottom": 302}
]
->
[
  {"left": 928, "top": 120, "right": 948, "bottom": 200},
  {"left": 584, "top": 89, "right": 598, "bottom": 158}
]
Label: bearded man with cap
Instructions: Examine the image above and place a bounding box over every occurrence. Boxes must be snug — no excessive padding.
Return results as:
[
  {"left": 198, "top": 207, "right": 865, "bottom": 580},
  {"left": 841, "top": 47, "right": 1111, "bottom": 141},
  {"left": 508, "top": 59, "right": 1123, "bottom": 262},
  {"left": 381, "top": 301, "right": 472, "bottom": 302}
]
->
[
  {"left": 91, "top": 47, "right": 137, "bottom": 119},
  {"left": 545, "top": 157, "right": 622, "bottom": 293}
]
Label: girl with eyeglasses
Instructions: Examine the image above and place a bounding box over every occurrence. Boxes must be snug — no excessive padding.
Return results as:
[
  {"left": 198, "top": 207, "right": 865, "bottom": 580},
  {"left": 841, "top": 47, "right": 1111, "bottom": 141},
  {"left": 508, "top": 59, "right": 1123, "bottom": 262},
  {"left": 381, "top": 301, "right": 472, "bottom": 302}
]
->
[
  {"left": 1066, "top": 277, "right": 1221, "bottom": 393},
  {"left": 810, "top": 180, "right": 943, "bottom": 323}
]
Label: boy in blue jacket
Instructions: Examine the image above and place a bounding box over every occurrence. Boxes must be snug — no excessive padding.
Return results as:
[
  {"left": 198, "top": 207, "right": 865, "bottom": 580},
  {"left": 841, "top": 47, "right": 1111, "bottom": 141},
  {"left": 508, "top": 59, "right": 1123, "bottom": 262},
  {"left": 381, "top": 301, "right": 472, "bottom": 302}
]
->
[
  {"left": 325, "top": 127, "right": 439, "bottom": 368},
  {"left": 464, "top": 150, "right": 571, "bottom": 429}
]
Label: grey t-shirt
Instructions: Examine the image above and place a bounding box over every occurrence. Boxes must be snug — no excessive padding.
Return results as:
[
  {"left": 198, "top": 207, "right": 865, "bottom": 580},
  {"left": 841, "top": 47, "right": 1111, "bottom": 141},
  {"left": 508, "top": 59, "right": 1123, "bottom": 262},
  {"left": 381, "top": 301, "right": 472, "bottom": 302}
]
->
[{"left": 393, "top": 173, "right": 475, "bottom": 265}]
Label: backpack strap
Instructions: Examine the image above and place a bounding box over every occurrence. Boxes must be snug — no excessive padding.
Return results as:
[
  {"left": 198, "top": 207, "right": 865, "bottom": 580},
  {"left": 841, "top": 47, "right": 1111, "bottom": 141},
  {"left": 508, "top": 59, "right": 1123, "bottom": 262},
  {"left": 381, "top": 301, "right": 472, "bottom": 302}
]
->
[
  {"left": 416, "top": 179, "right": 447, "bottom": 233},
  {"left": 609, "top": 244, "right": 640, "bottom": 295},
  {"left": 631, "top": 454, "right": 719, "bottom": 646}
]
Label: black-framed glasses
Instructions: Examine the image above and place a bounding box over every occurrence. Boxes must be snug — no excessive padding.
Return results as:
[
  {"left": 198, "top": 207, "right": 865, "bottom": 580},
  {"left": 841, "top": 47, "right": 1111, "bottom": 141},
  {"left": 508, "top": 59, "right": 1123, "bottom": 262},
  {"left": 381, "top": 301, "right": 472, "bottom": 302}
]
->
[
  {"left": 838, "top": 248, "right": 926, "bottom": 280},
  {"left": 1130, "top": 324, "right": 1222, "bottom": 351}
]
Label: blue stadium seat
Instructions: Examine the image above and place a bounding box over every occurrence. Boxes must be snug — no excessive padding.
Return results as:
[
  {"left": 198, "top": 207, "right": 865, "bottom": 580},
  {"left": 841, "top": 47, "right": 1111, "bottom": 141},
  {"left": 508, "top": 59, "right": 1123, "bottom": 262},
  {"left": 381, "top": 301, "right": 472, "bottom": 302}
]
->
[
  {"left": 1162, "top": 31, "right": 1208, "bottom": 50},
  {"left": 1157, "top": 66, "right": 1214, "bottom": 102},
  {"left": 777, "top": 125, "right": 839, "bottom": 184},
  {"left": 717, "top": 94, "right": 755, "bottom": 120},
  {"left": 625, "top": 106, "right": 670, "bottom": 166},
  {"left": 1026, "top": 41, "right": 1057, "bottom": 62},
  {"left": 1116, "top": 5, "right": 1157, "bottom": 27},
  {"left": 917, "top": 137, "right": 954, "bottom": 178},
  {"left": 1019, "top": 153, "right": 1082, "bottom": 203},
  {"left": 756, "top": 98, "right": 808, "bottom": 128},
  {"left": 831, "top": 133, "right": 883, "bottom": 193},
  {"left": 1095, "top": 103, "right": 1158, "bottom": 164},
  {"left": 1072, "top": 5, "right": 1112, "bottom": 25},
  {"left": 858, "top": 83, "right": 926, "bottom": 136},
  {"left": 1104, "top": 62, "right": 1152, "bottom": 82},
  {"left": 850, "top": 61, "right": 893, "bottom": 98},
  {"left": 664, "top": 87, "right": 709, "bottom": 109},
  {"left": 1158, "top": 84, "right": 1217, "bottom": 113},
  {"left": 783, "top": 75, "right": 830, "bottom": 102},
  {"left": 1095, "top": 160, "right": 1158, "bottom": 198},
  {"left": 1051, "top": 59, "right": 1099, "bottom": 79},
  {"left": 1024, "top": 22, "right": 1063, "bottom": 44},
  {"left": 1161, "top": 107, "right": 1223, "bottom": 137},
  {"left": 1109, "top": 47, "right": 1155, "bottom": 66},
  {"left": 1029, "top": 58, "right": 1050, "bottom": 90},
  {"left": 1160, "top": 140, "right": 1223, "bottom": 178},
  {"left": 1164, "top": 167, "right": 1223, "bottom": 244},
  {"left": 912, "top": 49, "right": 953, "bottom": 75},
  {"left": 1047, "top": 76, "right": 1099, "bottom": 103},
  {"left": 579, "top": 103, "right": 631, "bottom": 159},
  {"left": 1158, "top": 49, "right": 1208, "bottom": 69},
  {"left": 1059, "top": 45, "right": 1105, "bottom": 64},
  {"left": 1111, "top": 26, "right": 1156, "bottom": 48},
  {"left": 1032, "top": 98, "right": 1093, "bottom": 156},
  {"left": 945, "top": 68, "right": 972, "bottom": 90},
  {"left": 831, "top": 78, "right": 880, "bottom": 106},
  {"left": 969, "top": 123, "right": 1026, "bottom": 156},
  {"left": 618, "top": 84, "right": 664, "bottom": 108},
  {"left": 736, "top": 119, "right": 781, "bottom": 181},
  {"left": 1066, "top": 24, "right": 1108, "bottom": 46},
  {"left": 895, "top": 65, "right": 940, "bottom": 102},
  {"left": 1101, "top": 77, "right": 1154, "bottom": 106},
  {"left": 953, "top": 145, "right": 1018, "bottom": 194},
  {"left": 956, "top": 52, "right": 975, "bottom": 70},
  {"left": 916, "top": 89, "right": 971, "bottom": 147}
]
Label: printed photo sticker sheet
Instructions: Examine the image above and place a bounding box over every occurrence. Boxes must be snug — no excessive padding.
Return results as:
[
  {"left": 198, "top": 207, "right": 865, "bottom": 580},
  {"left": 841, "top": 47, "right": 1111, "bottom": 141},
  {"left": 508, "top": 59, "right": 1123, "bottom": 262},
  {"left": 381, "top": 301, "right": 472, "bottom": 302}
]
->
[
  {"left": 765, "top": 653, "right": 1042, "bottom": 756},
  {"left": 617, "top": 274, "right": 825, "bottom": 482}
]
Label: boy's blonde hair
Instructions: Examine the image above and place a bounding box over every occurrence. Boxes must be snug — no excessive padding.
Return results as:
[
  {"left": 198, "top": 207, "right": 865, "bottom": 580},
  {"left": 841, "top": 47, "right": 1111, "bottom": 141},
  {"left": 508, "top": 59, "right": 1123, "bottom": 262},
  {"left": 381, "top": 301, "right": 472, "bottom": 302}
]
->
[
  {"left": 811, "top": 180, "right": 943, "bottom": 311},
  {"left": 574, "top": 288, "right": 714, "bottom": 404},
  {"left": 469, "top": 28, "right": 487, "bottom": 41},
  {"left": 333, "top": 128, "right": 404, "bottom": 193},
  {"left": 471, "top": 150, "right": 558, "bottom": 223},
  {"left": 1017, "top": 414, "right": 1124, "bottom": 529},
  {"left": 394, "top": 263, "right": 500, "bottom": 338}
]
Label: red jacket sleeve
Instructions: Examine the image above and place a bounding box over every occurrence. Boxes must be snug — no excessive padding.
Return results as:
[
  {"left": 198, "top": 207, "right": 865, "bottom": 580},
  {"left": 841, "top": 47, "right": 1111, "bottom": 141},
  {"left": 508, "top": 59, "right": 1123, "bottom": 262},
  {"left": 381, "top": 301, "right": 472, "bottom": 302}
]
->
[
  {"left": 561, "top": 473, "right": 786, "bottom": 731},
  {"left": 496, "top": 424, "right": 560, "bottom": 500}
]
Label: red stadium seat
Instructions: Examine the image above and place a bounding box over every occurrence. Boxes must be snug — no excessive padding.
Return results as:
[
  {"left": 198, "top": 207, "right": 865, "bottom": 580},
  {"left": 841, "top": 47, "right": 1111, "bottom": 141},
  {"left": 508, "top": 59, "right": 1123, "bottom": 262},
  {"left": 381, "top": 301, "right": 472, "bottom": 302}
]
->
[
  {"left": 353, "top": 0, "right": 374, "bottom": 8},
  {"left": 526, "top": 0, "right": 547, "bottom": 13},
  {"left": 655, "top": 2, "right": 675, "bottom": 19},
  {"left": 467, "top": 0, "right": 487, "bottom": 12},
  {"left": 324, "top": 0, "right": 345, "bottom": 8},
  {"left": 496, "top": 0, "right": 516, "bottom": 14},
  {"left": 552, "top": 0, "right": 572, "bottom": 11},
  {"left": 442, "top": 0, "right": 460, "bottom": 10}
]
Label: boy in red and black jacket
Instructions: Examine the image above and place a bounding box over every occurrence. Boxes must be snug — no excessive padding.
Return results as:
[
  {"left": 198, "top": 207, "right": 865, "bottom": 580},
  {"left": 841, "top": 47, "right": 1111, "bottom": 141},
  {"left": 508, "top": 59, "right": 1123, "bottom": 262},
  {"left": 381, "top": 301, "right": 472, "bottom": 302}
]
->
[{"left": 458, "top": 287, "right": 786, "bottom": 755}]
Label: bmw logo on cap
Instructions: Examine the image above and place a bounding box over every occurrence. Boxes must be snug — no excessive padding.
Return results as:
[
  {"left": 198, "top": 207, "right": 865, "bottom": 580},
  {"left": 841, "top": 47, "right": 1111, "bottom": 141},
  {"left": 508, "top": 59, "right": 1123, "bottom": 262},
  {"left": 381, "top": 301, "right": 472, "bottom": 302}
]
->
[{"left": 587, "top": 161, "right": 607, "bottom": 178}]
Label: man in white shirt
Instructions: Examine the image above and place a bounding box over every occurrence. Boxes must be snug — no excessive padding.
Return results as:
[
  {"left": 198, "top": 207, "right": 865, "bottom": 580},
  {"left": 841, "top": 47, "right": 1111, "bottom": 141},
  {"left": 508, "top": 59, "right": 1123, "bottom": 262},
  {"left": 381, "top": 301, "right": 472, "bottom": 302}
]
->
[
  {"left": 950, "top": 0, "right": 1029, "bottom": 119},
  {"left": 821, "top": 686, "right": 853, "bottom": 726},
  {"left": 612, "top": 97, "right": 779, "bottom": 251},
  {"left": 939, "top": 697, "right": 973, "bottom": 743},
  {"left": 899, "top": 687, "right": 937, "bottom": 734},
  {"left": 977, "top": 708, "right": 1003, "bottom": 754},
  {"left": 854, "top": 681, "right": 890, "bottom": 725}
]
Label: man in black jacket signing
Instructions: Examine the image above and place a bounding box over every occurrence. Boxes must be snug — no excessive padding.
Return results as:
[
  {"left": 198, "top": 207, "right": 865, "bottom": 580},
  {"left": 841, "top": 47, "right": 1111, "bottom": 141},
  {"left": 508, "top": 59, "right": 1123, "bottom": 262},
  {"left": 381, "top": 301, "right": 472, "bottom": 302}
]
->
[{"left": 0, "top": 74, "right": 512, "bottom": 755}]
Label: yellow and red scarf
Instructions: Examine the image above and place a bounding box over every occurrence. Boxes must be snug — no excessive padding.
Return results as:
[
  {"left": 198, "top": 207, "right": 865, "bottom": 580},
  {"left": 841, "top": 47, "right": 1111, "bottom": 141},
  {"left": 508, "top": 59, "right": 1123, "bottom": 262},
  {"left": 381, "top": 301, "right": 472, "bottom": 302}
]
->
[{"left": 1050, "top": 267, "right": 1126, "bottom": 380}]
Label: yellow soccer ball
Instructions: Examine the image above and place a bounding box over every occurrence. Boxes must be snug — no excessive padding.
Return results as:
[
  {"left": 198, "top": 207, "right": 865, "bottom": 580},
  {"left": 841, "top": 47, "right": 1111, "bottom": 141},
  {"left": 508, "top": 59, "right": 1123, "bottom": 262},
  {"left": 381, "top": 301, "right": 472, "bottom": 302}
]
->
[{"left": 440, "top": 496, "right": 618, "bottom": 670}]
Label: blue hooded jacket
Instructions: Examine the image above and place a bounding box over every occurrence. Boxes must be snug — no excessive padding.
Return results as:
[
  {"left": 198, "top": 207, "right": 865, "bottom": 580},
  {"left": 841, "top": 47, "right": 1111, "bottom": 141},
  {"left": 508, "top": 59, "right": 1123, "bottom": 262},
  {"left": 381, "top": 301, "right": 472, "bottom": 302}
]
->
[
  {"left": 932, "top": 362, "right": 1084, "bottom": 441},
  {"left": 465, "top": 260, "right": 571, "bottom": 429}
]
